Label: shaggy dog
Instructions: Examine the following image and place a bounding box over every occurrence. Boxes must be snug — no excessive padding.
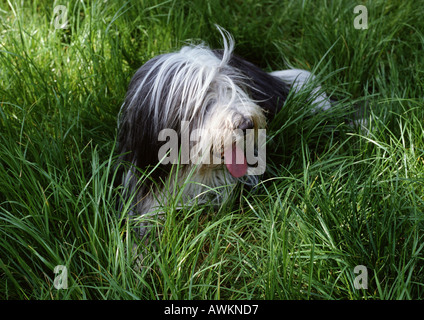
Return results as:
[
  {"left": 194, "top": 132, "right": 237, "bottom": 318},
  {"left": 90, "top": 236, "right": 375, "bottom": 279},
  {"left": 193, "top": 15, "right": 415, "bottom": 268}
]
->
[{"left": 117, "top": 28, "right": 331, "bottom": 238}]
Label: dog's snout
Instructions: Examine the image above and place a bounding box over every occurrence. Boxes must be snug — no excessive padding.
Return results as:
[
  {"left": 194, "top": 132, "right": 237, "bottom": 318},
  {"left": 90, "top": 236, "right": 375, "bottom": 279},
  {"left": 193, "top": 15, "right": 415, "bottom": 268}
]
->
[{"left": 237, "top": 118, "right": 254, "bottom": 131}]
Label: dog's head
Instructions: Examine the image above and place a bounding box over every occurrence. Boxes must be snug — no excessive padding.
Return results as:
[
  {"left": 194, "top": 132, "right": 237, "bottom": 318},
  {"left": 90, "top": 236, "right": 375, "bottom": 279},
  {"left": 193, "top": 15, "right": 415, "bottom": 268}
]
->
[{"left": 118, "top": 30, "right": 268, "bottom": 189}]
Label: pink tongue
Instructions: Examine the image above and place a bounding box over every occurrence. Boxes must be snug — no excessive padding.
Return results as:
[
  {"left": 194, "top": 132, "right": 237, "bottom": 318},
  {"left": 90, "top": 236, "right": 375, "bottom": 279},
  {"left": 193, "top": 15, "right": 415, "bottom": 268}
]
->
[{"left": 224, "top": 144, "right": 247, "bottom": 178}]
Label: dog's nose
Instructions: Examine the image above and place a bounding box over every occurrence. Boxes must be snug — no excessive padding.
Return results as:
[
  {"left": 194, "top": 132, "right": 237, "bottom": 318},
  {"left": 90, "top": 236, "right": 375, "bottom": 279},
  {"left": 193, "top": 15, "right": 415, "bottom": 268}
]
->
[{"left": 237, "top": 118, "right": 254, "bottom": 131}]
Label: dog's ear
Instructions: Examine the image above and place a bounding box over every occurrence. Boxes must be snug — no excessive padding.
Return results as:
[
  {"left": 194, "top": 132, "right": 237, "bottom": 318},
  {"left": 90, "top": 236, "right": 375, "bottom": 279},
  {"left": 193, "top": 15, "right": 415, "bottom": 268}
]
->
[{"left": 117, "top": 55, "right": 174, "bottom": 187}]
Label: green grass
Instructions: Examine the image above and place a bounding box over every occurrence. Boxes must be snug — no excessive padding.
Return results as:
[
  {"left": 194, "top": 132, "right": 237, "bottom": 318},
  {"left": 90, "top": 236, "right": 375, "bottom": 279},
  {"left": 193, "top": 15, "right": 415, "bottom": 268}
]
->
[{"left": 1, "top": 0, "right": 424, "bottom": 299}]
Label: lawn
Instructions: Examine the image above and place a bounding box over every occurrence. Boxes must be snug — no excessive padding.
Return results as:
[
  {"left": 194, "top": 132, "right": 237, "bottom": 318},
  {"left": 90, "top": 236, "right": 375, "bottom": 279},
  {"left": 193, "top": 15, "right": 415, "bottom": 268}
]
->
[{"left": 0, "top": 0, "right": 423, "bottom": 300}]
